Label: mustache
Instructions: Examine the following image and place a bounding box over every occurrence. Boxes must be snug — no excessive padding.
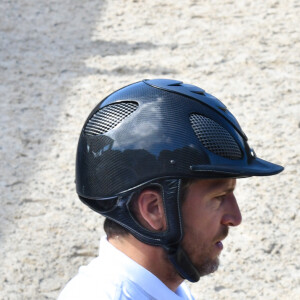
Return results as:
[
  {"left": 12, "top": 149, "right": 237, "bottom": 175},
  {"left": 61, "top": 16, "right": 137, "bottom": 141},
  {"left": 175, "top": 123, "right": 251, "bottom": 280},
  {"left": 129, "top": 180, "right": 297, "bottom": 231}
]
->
[{"left": 216, "top": 226, "right": 229, "bottom": 241}]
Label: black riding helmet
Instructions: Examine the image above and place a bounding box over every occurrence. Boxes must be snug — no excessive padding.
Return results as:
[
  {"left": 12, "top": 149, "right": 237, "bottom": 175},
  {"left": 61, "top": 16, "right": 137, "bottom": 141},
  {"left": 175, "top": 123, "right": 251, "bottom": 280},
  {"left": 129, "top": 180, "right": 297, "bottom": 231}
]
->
[{"left": 76, "top": 79, "right": 283, "bottom": 282}]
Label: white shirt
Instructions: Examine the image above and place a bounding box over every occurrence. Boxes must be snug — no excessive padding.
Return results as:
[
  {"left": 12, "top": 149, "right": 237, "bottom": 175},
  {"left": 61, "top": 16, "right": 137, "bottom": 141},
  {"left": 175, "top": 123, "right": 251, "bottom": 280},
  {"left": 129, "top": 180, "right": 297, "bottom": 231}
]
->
[{"left": 58, "top": 236, "right": 195, "bottom": 300}]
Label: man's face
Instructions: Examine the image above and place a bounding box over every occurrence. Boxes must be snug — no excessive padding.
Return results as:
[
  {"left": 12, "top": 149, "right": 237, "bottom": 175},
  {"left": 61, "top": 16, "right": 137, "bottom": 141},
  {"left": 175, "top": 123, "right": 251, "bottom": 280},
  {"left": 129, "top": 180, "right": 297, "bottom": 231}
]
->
[{"left": 181, "top": 178, "right": 242, "bottom": 277}]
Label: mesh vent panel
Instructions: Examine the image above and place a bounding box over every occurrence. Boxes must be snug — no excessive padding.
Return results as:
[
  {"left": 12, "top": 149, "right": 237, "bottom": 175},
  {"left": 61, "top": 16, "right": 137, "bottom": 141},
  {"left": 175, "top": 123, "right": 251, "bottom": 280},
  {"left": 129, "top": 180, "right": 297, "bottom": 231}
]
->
[
  {"left": 84, "top": 102, "right": 138, "bottom": 136},
  {"left": 190, "top": 114, "right": 242, "bottom": 159}
]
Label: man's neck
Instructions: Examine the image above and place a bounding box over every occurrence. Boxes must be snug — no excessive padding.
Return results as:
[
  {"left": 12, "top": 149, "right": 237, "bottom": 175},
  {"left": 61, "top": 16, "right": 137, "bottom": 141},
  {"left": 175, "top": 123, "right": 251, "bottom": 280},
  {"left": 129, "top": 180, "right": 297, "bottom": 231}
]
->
[{"left": 108, "top": 234, "right": 184, "bottom": 292}]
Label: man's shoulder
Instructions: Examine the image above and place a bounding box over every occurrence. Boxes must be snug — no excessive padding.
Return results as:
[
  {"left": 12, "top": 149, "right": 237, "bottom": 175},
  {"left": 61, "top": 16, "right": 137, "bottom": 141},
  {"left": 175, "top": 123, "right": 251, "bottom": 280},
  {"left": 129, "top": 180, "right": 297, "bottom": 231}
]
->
[
  {"left": 57, "top": 271, "right": 154, "bottom": 300},
  {"left": 57, "top": 257, "right": 153, "bottom": 300},
  {"left": 57, "top": 239, "right": 194, "bottom": 300}
]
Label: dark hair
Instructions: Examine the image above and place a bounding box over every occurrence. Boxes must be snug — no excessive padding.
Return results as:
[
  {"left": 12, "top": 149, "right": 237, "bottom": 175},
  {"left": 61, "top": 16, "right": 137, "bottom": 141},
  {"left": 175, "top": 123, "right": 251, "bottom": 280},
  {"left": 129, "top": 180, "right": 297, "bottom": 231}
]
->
[
  {"left": 104, "top": 218, "right": 130, "bottom": 237},
  {"left": 104, "top": 178, "right": 196, "bottom": 238}
]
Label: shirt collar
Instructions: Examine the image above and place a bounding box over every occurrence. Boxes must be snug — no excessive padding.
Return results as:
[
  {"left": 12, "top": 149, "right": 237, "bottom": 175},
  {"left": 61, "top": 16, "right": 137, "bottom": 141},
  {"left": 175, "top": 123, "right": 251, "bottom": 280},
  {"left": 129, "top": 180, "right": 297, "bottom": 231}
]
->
[{"left": 99, "top": 236, "right": 188, "bottom": 300}]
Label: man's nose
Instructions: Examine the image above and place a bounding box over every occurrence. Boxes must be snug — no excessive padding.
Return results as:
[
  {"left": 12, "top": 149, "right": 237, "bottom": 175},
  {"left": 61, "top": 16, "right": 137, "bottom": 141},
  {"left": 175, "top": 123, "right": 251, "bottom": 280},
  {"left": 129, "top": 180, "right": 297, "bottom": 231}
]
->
[{"left": 221, "top": 193, "right": 242, "bottom": 227}]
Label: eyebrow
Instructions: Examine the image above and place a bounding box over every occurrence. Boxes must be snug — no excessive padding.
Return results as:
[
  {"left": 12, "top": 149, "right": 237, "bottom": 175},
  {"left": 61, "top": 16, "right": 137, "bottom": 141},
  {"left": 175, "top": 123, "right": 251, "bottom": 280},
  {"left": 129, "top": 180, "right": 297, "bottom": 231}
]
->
[
  {"left": 207, "top": 181, "right": 236, "bottom": 194},
  {"left": 224, "top": 187, "right": 235, "bottom": 193}
]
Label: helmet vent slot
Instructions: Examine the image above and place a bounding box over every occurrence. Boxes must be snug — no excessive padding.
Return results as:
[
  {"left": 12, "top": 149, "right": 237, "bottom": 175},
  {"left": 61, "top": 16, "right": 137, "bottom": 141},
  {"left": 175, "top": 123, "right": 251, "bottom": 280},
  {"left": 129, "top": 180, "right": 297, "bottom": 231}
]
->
[
  {"left": 84, "top": 102, "right": 138, "bottom": 136},
  {"left": 190, "top": 114, "right": 242, "bottom": 160}
]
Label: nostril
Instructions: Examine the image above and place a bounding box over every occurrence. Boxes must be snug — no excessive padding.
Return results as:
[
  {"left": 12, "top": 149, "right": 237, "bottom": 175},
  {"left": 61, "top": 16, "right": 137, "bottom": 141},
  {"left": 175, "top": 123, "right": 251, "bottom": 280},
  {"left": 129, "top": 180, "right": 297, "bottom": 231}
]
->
[{"left": 221, "top": 211, "right": 242, "bottom": 227}]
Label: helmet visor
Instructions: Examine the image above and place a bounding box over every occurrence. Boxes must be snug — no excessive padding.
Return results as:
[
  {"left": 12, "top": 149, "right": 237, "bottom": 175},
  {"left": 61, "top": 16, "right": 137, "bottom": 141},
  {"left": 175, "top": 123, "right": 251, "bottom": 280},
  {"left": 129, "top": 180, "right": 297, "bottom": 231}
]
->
[{"left": 190, "top": 157, "right": 284, "bottom": 178}]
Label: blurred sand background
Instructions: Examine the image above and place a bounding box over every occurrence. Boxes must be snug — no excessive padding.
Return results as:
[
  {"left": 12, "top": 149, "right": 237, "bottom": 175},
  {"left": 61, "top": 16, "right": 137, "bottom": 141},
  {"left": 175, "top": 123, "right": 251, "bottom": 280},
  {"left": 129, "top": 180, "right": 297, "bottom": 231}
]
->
[{"left": 0, "top": 0, "right": 299, "bottom": 299}]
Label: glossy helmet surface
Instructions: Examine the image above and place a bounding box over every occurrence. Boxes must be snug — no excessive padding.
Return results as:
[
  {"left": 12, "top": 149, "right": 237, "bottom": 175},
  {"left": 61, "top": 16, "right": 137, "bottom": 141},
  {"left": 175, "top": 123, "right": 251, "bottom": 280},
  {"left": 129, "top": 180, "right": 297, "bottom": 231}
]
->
[
  {"left": 76, "top": 79, "right": 283, "bottom": 281},
  {"left": 77, "top": 79, "right": 282, "bottom": 199}
]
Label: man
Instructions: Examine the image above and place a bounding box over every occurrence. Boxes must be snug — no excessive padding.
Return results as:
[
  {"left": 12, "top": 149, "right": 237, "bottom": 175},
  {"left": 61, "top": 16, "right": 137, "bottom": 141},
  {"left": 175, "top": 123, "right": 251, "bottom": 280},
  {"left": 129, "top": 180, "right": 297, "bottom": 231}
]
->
[{"left": 58, "top": 79, "right": 283, "bottom": 299}]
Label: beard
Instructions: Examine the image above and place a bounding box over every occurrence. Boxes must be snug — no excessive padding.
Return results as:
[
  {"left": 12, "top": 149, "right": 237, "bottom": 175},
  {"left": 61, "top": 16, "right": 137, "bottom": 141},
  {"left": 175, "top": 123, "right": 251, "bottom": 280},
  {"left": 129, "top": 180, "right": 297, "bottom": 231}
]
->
[
  {"left": 183, "top": 226, "right": 229, "bottom": 278},
  {"left": 193, "top": 253, "right": 220, "bottom": 277}
]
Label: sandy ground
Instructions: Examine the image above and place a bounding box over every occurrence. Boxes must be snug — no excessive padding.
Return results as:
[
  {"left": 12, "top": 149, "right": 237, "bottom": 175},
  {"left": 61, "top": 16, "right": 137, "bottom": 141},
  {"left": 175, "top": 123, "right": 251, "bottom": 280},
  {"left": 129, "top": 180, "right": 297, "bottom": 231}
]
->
[{"left": 0, "top": 0, "right": 299, "bottom": 299}]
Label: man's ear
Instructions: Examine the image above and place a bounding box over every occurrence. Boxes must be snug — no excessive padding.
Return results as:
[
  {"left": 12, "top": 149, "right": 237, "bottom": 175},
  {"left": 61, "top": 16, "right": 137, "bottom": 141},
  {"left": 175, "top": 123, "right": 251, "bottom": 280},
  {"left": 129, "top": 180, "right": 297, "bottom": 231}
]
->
[{"left": 137, "top": 189, "right": 167, "bottom": 231}]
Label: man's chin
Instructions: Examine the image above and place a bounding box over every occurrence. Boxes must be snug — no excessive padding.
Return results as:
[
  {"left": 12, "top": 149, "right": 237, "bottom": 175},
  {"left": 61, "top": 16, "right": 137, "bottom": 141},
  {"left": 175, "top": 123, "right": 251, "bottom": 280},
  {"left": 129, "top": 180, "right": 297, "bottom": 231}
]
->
[{"left": 196, "top": 257, "right": 220, "bottom": 278}]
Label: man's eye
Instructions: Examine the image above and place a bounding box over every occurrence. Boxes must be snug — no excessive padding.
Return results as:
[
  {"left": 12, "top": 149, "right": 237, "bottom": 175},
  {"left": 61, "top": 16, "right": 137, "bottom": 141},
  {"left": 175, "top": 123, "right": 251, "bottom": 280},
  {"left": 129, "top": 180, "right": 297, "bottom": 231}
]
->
[{"left": 215, "top": 195, "right": 226, "bottom": 202}]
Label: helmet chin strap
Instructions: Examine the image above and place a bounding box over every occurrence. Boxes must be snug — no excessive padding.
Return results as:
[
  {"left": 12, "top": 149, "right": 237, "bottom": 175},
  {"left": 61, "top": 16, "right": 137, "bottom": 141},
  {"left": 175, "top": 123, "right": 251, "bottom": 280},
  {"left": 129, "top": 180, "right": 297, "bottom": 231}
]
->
[
  {"left": 164, "top": 244, "right": 200, "bottom": 283},
  {"left": 162, "top": 178, "right": 201, "bottom": 282},
  {"left": 145, "top": 178, "right": 201, "bottom": 282}
]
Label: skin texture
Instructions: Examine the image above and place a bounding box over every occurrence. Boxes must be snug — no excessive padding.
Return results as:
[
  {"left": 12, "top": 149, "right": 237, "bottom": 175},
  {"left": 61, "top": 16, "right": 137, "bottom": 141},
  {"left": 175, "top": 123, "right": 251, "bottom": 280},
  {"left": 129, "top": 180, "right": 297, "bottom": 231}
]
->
[
  {"left": 109, "top": 178, "right": 242, "bottom": 291},
  {"left": 181, "top": 178, "right": 242, "bottom": 277}
]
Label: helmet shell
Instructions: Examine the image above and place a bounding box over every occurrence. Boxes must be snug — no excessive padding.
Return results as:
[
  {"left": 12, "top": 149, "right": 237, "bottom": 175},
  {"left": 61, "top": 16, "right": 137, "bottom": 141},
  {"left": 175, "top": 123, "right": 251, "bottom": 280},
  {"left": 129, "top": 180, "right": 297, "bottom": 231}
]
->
[{"left": 76, "top": 79, "right": 283, "bottom": 199}]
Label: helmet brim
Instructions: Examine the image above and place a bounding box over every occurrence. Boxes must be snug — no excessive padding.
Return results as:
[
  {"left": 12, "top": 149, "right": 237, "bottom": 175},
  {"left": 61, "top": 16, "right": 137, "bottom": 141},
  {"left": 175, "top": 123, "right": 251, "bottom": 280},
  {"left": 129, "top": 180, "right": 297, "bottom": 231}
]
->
[{"left": 190, "top": 157, "right": 284, "bottom": 178}]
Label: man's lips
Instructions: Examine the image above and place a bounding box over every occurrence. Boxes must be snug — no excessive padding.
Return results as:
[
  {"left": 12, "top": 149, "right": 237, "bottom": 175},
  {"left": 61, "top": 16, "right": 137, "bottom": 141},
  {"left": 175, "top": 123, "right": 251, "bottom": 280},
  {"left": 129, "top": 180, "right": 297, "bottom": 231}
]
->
[
  {"left": 215, "top": 227, "right": 229, "bottom": 250},
  {"left": 216, "top": 227, "right": 228, "bottom": 241},
  {"left": 215, "top": 241, "right": 224, "bottom": 250}
]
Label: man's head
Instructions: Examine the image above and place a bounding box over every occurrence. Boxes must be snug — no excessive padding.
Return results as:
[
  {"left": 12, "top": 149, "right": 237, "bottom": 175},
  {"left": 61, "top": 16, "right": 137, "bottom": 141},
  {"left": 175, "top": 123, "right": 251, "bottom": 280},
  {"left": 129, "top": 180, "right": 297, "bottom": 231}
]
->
[
  {"left": 76, "top": 79, "right": 283, "bottom": 282},
  {"left": 103, "top": 177, "right": 240, "bottom": 278}
]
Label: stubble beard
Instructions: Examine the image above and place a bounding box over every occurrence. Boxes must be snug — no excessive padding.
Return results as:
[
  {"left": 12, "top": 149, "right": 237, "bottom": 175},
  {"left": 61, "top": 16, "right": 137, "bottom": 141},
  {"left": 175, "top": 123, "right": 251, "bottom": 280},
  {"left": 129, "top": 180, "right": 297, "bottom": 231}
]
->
[
  {"left": 185, "top": 226, "right": 228, "bottom": 277},
  {"left": 194, "top": 253, "right": 220, "bottom": 277}
]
